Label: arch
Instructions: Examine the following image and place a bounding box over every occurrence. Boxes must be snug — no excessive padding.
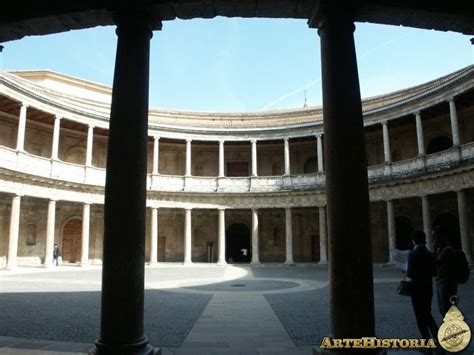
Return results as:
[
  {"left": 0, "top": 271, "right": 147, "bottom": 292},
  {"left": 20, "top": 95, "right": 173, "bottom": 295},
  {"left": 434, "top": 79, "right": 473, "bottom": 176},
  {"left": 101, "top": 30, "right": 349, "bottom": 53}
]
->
[
  {"left": 303, "top": 157, "right": 317, "bottom": 174},
  {"left": 426, "top": 136, "right": 452, "bottom": 155},
  {"left": 395, "top": 216, "right": 414, "bottom": 251},
  {"left": 226, "top": 223, "right": 251, "bottom": 263},
  {"left": 433, "top": 212, "right": 461, "bottom": 249},
  {"left": 62, "top": 217, "right": 82, "bottom": 263},
  {"left": 64, "top": 145, "right": 86, "bottom": 165}
]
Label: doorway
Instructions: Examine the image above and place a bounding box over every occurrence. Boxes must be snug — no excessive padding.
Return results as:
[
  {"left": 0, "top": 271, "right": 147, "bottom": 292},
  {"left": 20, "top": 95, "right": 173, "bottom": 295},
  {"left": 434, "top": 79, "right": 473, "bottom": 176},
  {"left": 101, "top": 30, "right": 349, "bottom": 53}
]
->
[
  {"left": 226, "top": 223, "right": 251, "bottom": 263},
  {"left": 62, "top": 218, "right": 82, "bottom": 263}
]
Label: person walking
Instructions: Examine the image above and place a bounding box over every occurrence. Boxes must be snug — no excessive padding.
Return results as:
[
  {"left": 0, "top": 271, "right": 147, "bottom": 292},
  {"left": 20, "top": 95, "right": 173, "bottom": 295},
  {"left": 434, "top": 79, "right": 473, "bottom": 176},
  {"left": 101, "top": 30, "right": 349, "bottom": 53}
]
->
[
  {"left": 432, "top": 225, "right": 458, "bottom": 317},
  {"left": 53, "top": 244, "right": 60, "bottom": 266},
  {"left": 406, "top": 230, "right": 438, "bottom": 343}
]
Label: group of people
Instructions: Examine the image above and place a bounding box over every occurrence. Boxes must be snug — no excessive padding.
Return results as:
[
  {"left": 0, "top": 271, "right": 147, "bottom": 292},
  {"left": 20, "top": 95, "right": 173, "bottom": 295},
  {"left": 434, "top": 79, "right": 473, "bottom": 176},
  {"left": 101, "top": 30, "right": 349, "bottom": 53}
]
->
[{"left": 406, "top": 225, "right": 466, "bottom": 352}]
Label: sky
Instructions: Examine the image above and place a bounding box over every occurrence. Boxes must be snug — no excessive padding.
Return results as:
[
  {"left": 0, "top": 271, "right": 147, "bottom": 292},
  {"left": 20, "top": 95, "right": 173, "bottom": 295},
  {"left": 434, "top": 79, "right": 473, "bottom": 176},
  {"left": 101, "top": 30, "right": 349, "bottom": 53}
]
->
[{"left": 0, "top": 17, "right": 473, "bottom": 112}]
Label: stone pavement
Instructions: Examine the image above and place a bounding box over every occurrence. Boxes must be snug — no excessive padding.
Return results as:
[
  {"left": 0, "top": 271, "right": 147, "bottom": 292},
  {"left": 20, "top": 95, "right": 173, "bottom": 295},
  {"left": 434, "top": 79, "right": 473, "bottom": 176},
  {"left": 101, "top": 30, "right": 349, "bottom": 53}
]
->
[{"left": 0, "top": 264, "right": 473, "bottom": 354}]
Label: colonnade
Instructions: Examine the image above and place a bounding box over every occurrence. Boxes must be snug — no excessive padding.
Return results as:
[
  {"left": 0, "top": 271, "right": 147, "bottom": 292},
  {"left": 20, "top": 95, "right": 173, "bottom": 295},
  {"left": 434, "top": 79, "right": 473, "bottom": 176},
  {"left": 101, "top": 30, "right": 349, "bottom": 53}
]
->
[
  {"left": 381, "top": 97, "right": 462, "bottom": 165},
  {"left": 5, "top": 194, "right": 92, "bottom": 269},
  {"left": 385, "top": 191, "right": 473, "bottom": 263}
]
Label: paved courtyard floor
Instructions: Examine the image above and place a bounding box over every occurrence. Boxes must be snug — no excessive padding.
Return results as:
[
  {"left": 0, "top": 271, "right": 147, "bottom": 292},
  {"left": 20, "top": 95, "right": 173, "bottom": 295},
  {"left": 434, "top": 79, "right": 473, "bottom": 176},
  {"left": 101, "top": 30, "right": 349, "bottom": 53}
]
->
[{"left": 0, "top": 263, "right": 473, "bottom": 354}]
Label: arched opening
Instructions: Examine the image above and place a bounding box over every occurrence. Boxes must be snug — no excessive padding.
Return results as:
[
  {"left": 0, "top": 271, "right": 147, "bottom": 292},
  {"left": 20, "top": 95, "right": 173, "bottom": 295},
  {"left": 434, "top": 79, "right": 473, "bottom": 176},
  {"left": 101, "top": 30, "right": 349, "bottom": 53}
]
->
[
  {"left": 426, "top": 136, "right": 452, "bottom": 154},
  {"left": 395, "top": 216, "right": 414, "bottom": 251},
  {"left": 64, "top": 145, "right": 86, "bottom": 165},
  {"left": 226, "top": 223, "right": 250, "bottom": 263},
  {"left": 62, "top": 218, "right": 82, "bottom": 263},
  {"left": 303, "top": 157, "right": 317, "bottom": 174},
  {"left": 433, "top": 212, "right": 461, "bottom": 249}
]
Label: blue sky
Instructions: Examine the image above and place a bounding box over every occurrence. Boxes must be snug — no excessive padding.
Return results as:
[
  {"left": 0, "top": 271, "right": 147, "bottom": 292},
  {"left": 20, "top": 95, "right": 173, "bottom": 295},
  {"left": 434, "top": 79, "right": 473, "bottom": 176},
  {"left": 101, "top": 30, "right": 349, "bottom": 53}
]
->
[{"left": 1, "top": 18, "right": 472, "bottom": 112}]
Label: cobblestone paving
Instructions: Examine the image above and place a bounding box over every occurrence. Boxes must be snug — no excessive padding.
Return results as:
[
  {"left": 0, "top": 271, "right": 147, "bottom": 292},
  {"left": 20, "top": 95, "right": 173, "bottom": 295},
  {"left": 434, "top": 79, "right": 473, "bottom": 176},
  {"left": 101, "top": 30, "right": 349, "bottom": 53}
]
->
[{"left": 0, "top": 264, "right": 473, "bottom": 354}]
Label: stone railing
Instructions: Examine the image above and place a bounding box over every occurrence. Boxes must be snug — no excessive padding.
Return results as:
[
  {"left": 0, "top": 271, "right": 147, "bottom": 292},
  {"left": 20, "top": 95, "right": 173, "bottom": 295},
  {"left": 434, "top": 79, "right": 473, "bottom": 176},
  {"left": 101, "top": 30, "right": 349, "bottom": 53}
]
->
[{"left": 0, "top": 142, "right": 473, "bottom": 193}]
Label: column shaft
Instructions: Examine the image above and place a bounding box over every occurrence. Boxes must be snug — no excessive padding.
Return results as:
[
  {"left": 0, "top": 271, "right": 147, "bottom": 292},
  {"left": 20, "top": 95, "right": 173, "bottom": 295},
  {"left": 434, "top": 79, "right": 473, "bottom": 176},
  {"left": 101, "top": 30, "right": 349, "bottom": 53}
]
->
[
  {"left": 457, "top": 190, "right": 473, "bottom": 263},
  {"left": 219, "top": 140, "right": 225, "bottom": 177},
  {"left": 251, "top": 209, "right": 259, "bottom": 264},
  {"left": 185, "top": 139, "right": 192, "bottom": 176},
  {"left": 51, "top": 116, "right": 61, "bottom": 160},
  {"left": 285, "top": 208, "right": 293, "bottom": 264},
  {"left": 415, "top": 112, "right": 425, "bottom": 156},
  {"left": 317, "top": 9, "right": 376, "bottom": 339},
  {"left": 184, "top": 209, "right": 192, "bottom": 264},
  {"left": 382, "top": 121, "right": 391, "bottom": 163},
  {"left": 86, "top": 125, "right": 94, "bottom": 166},
  {"left": 317, "top": 135, "right": 324, "bottom": 173},
  {"left": 44, "top": 200, "right": 56, "bottom": 267},
  {"left": 284, "top": 138, "right": 290, "bottom": 175},
  {"left": 7, "top": 195, "right": 21, "bottom": 269},
  {"left": 387, "top": 200, "right": 396, "bottom": 253},
  {"left": 449, "top": 99, "right": 461, "bottom": 146},
  {"left": 92, "top": 8, "right": 158, "bottom": 354},
  {"left": 251, "top": 140, "right": 258, "bottom": 176},
  {"left": 319, "top": 206, "right": 327, "bottom": 263},
  {"left": 217, "top": 209, "right": 226, "bottom": 265},
  {"left": 152, "top": 137, "right": 159, "bottom": 175},
  {"left": 81, "top": 203, "right": 90, "bottom": 266},
  {"left": 16, "top": 104, "right": 27, "bottom": 151},
  {"left": 421, "top": 196, "right": 432, "bottom": 250},
  {"left": 150, "top": 208, "right": 158, "bottom": 264}
]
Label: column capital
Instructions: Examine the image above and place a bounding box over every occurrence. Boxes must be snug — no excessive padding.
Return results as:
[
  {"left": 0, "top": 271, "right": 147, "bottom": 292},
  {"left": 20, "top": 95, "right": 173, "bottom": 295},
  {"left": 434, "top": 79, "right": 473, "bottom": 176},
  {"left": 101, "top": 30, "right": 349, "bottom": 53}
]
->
[
  {"left": 55, "top": 114, "right": 62, "bottom": 121},
  {"left": 448, "top": 97, "right": 455, "bottom": 103},
  {"left": 385, "top": 199, "right": 394, "bottom": 203},
  {"left": 316, "top": 134, "right": 323, "bottom": 139},
  {"left": 414, "top": 111, "right": 421, "bottom": 117},
  {"left": 113, "top": 5, "right": 162, "bottom": 33},
  {"left": 218, "top": 207, "right": 226, "bottom": 212},
  {"left": 251, "top": 208, "right": 258, "bottom": 213},
  {"left": 83, "top": 202, "right": 91, "bottom": 206},
  {"left": 49, "top": 199, "right": 58, "bottom": 203},
  {"left": 153, "top": 135, "right": 160, "bottom": 141},
  {"left": 88, "top": 124, "right": 95, "bottom": 130},
  {"left": 308, "top": 0, "right": 357, "bottom": 29},
  {"left": 219, "top": 139, "right": 225, "bottom": 145},
  {"left": 381, "top": 120, "right": 388, "bottom": 126},
  {"left": 283, "top": 137, "right": 289, "bottom": 142},
  {"left": 20, "top": 102, "right": 29, "bottom": 109},
  {"left": 186, "top": 138, "right": 192, "bottom": 143},
  {"left": 251, "top": 139, "right": 257, "bottom": 144},
  {"left": 184, "top": 207, "right": 193, "bottom": 212}
]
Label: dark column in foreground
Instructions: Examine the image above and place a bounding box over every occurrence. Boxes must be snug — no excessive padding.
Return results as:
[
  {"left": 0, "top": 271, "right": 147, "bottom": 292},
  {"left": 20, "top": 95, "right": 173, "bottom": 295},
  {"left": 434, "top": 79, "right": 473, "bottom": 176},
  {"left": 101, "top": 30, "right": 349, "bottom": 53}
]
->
[
  {"left": 310, "top": 3, "right": 379, "bottom": 352},
  {"left": 90, "top": 6, "right": 160, "bottom": 355}
]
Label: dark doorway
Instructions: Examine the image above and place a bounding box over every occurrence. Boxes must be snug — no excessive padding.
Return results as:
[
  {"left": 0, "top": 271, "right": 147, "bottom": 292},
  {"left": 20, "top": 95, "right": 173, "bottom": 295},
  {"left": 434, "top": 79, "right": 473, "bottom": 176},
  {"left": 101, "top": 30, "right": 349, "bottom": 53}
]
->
[
  {"left": 226, "top": 223, "right": 251, "bottom": 263},
  {"left": 433, "top": 213, "right": 461, "bottom": 249},
  {"left": 395, "top": 216, "right": 414, "bottom": 251}
]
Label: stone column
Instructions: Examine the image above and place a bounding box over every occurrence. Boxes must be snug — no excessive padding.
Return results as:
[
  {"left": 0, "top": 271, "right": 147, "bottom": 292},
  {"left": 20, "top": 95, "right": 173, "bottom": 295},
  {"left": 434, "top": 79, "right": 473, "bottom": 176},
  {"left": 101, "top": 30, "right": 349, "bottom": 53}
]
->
[
  {"left": 185, "top": 139, "right": 192, "bottom": 176},
  {"left": 457, "top": 190, "right": 472, "bottom": 263},
  {"left": 284, "top": 208, "right": 294, "bottom": 264},
  {"left": 81, "top": 203, "right": 90, "bottom": 267},
  {"left": 150, "top": 208, "right": 158, "bottom": 264},
  {"left": 251, "top": 139, "right": 257, "bottom": 176},
  {"left": 319, "top": 206, "right": 327, "bottom": 263},
  {"left": 152, "top": 136, "right": 159, "bottom": 175},
  {"left": 90, "top": 6, "right": 159, "bottom": 354},
  {"left": 284, "top": 138, "right": 290, "bottom": 175},
  {"left": 44, "top": 199, "right": 56, "bottom": 267},
  {"left": 382, "top": 121, "right": 391, "bottom": 163},
  {"left": 219, "top": 140, "right": 225, "bottom": 177},
  {"left": 415, "top": 112, "right": 425, "bottom": 156},
  {"left": 16, "top": 103, "right": 28, "bottom": 151},
  {"left": 311, "top": 3, "right": 377, "bottom": 342},
  {"left": 387, "top": 200, "right": 396, "bottom": 259},
  {"left": 217, "top": 208, "right": 226, "bottom": 265},
  {"left": 183, "top": 208, "right": 192, "bottom": 264},
  {"left": 7, "top": 195, "right": 21, "bottom": 269},
  {"left": 251, "top": 209, "right": 259, "bottom": 264},
  {"left": 317, "top": 135, "right": 324, "bottom": 173},
  {"left": 421, "top": 196, "right": 433, "bottom": 250},
  {"left": 51, "top": 115, "right": 61, "bottom": 160},
  {"left": 86, "top": 125, "right": 94, "bottom": 166},
  {"left": 449, "top": 98, "right": 461, "bottom": 146}
]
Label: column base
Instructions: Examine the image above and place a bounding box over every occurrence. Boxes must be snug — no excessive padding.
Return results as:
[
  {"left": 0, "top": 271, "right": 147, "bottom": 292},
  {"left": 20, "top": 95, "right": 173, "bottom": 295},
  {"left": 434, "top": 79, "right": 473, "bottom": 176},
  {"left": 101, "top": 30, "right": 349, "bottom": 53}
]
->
[
  {"left": 284, "top": 260, "right": 295, "bottom": 266},
  {"left": 148, "top": 261, "right": 159, "bottom": 267},
  {"left": 250, "top": 260, "right": 260, "bottom": 265},
  {"left": 318, "top": 260, "right": 328, "bottom": 265},
  {"left": 182, "top": 261, "right": 193, "bottom": 266},
  {"left": 90, "top": 336, "right": 160, "bottom": 355},
  {"left": 217, "top": 260, "right": 227, "bottom": 266}
]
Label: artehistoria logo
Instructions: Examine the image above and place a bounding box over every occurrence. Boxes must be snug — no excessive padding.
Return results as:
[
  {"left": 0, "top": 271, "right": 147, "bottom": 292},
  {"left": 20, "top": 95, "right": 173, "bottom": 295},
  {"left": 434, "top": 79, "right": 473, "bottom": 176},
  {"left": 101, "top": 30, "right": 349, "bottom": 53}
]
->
[
  {"left": 320, "top": 337, "right": 436, "bottom": 350},
  {"left": 437, "top": 297, "right": 472, "bottom": 353}
]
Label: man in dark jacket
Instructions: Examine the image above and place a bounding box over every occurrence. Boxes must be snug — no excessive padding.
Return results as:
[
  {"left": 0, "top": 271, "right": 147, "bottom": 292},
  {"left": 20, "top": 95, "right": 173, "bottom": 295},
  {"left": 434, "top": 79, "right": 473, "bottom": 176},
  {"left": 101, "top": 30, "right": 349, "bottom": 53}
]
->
[
  {"left": 53, "top": 244, "right": 60, "bottom": 266},
  {"left": 432, "top": 226, "right": 458, "bottom": 317},
  {"left": 406, "top": 230, "right": 438, "bottom": 341}
]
